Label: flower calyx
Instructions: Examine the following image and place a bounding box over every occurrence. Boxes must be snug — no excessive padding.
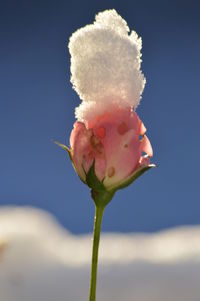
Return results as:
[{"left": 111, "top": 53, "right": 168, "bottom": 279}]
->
[{"left": 55, "top": 139, "right": 156, "bottom": 207}]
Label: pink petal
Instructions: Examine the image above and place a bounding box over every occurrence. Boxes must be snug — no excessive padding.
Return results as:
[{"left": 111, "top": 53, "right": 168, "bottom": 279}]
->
[
  {"left": 139, "top": 156, "right": 150, "bottom": 167},
  {"left": 140, "top": 135, "right": 153, "bottom": 157},
  {"left": 70, "top": 106, "right": 153, "bottom": 189},
  {"left": 140, "top": 121, "right": 147, "bottom": 136}
]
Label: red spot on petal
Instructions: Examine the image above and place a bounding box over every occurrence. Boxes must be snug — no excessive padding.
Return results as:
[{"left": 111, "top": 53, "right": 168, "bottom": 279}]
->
[
  {"left": 90, "top": 135, "right": 100, "bottom": 147},
  {"left": 108, "top": 166, "right": 115, "bottom": 177},
  {"left": 90, "top": 135, "right": 104, "bottom": 155},
  {"left": 97, "top": 127, "right": 106, "bottom": 138},
  {"left": 117, "top": 122, "right": 128, "bottom": 135}
]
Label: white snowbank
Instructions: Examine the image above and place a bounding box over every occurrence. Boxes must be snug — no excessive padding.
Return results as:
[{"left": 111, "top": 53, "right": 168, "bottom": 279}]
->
[{"left": 0, "top": 206, "right": 199, "bottom": 301}]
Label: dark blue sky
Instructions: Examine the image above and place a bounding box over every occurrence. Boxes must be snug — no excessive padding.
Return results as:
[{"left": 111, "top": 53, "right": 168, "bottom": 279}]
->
[{"left": 0, "top": 0, "right": 199, "bottom": 233}]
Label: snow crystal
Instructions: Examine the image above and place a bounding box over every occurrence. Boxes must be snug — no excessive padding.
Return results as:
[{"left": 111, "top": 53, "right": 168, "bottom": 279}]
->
[{"left": 68, "top": 9, "right": 146, "bottom": 121}]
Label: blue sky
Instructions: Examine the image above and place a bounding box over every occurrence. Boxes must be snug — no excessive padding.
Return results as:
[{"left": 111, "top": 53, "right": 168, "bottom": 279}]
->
[{"left": 0, "top": 0, "right": 199, "bottom": 233}]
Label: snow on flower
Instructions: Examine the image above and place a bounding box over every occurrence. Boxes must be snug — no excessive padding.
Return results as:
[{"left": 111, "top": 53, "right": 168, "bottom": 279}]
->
[{"left": 69, "top": 9, "right": 146, "bottom": 121}]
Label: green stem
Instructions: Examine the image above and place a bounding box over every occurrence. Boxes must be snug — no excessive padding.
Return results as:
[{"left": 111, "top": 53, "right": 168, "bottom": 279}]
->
[{"left": 89, "top": 205, "right": 104, "bottom": 301}]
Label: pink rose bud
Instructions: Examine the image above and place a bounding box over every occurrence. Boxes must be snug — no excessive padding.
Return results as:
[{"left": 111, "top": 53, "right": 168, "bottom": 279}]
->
[{"left": 70, "top": 107, "right": 153, "bottom": 191}]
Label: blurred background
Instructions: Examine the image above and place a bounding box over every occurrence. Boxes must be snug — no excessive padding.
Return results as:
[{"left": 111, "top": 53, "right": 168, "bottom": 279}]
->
[{"left": 0, "top": 0, "right": 200, "bottom": 234}]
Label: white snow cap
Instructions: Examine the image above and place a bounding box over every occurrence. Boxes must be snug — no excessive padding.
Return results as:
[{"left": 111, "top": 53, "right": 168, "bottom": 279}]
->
[{"left": 69, "top": 9, "right": 146, "bottom": 121}]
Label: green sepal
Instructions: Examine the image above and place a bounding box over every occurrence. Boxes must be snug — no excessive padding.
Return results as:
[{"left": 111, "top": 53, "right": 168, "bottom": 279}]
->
[
  {"left": 54, "top": 140, "right": 88, "bottom": 184},
  {"left": 55, "top": 140, "right": 156, "bottom": 207},
  {"left": 54, "top": 141, "right": 72, "bottom": 161},
  {"left": 108, "top": 164, "right": 156, "bottom": 192},
  {"left": 86, "top": 161, "right": 115, "bottom": 207},
  {"left": 86, "top": 161, "right": 156, "bottom": 207},
  {"left": 86, "top": 161, "right": 105, "bottom": 192}
]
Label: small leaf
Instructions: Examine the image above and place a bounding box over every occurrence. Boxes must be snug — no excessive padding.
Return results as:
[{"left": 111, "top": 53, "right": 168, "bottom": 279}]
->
[{"left": 54, "top": 141, "right": 72, "bottom": 161}]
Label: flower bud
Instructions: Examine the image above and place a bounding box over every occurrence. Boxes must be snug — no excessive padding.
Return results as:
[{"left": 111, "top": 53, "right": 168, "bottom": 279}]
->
[{"left": 70, "top": 107, "right": 153, "bottom": 191}]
